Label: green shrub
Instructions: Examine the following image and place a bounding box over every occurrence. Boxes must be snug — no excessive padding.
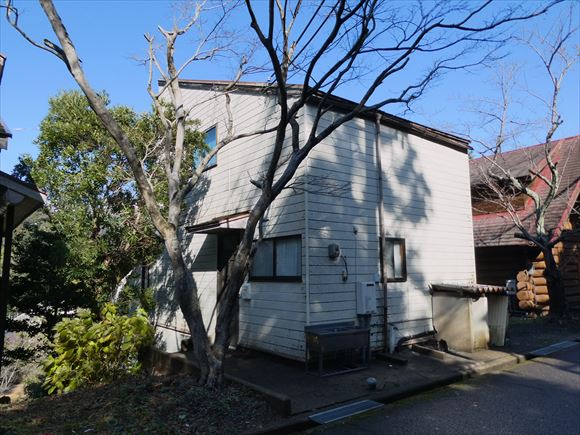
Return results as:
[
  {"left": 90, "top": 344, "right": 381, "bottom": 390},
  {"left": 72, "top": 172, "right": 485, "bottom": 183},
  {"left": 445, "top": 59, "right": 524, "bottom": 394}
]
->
[
  {"left": 43, "top": 303, "right": 154, "bottom": 394},
  {"left": 116, "top": 284, "right": 155, "bottom": 315},
  {"left": 24, "top": 378, "right": 47, "bottom": 399}
]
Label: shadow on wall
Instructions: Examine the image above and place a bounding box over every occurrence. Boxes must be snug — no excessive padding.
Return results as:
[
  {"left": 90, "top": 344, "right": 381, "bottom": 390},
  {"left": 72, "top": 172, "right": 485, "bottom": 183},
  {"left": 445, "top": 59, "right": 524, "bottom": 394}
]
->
[
  {"left": 240, "top": 117, "right": 436, "bottom": 355},
  {"left": 180, "top": 93, "right": 280, "bottom": 226},
  {"left": 150, "top": 111, "right": 470, "bottom": 358},
  {"left": 353, "top": 126, "right": 433, "bottom": 344},
  {"left": 148, "top": 175, "right": 212, "bottom": 340},
  {"left": 382, "top": 132, "right": 433, "bottom": 335}
]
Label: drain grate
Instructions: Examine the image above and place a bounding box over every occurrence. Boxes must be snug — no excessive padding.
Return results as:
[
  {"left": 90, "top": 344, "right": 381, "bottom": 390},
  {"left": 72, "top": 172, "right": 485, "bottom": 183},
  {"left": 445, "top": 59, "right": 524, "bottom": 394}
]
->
[{"left": 309, "top": 400, "right": 383, "bottom": 424}]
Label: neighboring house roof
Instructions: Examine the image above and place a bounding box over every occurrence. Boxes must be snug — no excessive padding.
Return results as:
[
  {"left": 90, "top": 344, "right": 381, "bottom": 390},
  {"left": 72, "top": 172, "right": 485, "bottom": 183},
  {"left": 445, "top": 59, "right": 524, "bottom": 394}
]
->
[
  {"left": 0, "top": 118, "right": 11, "bottom": 139},
  {"left": 0, "top": 54, "right": 10, "bottom": 150},
  {"left": 470, "top": 135, "right": 580, "bottom": 247},
  {"left": 0, "top": 171, "right": 46, "bottom": 230},
  {"left": 165, "top": 79, "right": 471, "bottom": 152}
]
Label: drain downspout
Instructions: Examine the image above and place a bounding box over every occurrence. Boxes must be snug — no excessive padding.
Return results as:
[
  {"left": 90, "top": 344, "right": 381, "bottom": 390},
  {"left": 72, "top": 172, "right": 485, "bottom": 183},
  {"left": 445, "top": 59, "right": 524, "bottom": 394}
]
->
[
  {"left": 305, "top": 156, "right": 311, "bottom": 325},
  {"left": 375, "top": 114, "right": 388, "bottom": 352},
  {"left": 304, "top": 105, "right": 311, "bottom": 326}
]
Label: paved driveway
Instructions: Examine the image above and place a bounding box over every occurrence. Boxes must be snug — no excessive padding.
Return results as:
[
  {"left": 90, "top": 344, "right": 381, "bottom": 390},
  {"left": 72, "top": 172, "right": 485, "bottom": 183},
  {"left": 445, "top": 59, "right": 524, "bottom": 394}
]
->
[{"left": 311, "top": 343, "right": 580, "bottom": 435}]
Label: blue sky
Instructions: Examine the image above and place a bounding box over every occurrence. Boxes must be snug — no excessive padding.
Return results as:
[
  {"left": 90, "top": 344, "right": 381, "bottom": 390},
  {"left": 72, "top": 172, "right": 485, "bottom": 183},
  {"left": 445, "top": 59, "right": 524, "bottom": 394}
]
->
[{"left": 0, "top": 1, "right": 578, "bottom": 173}]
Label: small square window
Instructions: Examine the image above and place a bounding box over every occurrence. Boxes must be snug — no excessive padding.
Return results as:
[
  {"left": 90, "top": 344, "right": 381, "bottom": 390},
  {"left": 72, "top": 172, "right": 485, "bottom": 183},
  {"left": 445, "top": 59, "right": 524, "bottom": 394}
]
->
[
  {"left": 204, "top": 126, "right": 217, "bottom": 169},
  {"left": 385, "top": 238, "right": 406, "bottom": 282},
  {"left": 250, "top": 236, "right": 302, "bottom": 282}
]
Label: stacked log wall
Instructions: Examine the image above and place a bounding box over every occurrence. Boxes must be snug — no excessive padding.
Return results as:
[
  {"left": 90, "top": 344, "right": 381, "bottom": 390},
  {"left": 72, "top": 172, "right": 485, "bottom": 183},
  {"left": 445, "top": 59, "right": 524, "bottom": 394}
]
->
[
  {"left": 515, "top": 224, "right": 580, "bottom": 314},
  {"left": 560, "top": 228, "right": 580, "bottom": 312}
]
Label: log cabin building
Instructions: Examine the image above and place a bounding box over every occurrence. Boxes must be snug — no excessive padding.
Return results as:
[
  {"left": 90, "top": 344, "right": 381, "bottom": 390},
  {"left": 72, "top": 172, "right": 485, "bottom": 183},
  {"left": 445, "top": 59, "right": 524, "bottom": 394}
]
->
[{"left": 470, "top": 135, "right": 580, "bottom": 313}]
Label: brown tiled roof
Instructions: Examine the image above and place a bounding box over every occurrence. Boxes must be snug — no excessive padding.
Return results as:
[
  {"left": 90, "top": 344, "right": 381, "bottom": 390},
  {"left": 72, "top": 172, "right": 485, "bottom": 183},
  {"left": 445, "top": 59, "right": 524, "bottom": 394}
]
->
[
  {"left": 470, "top": 135, "right": 580, "bottom": 247},
  {"left": 430, "top": 283, "right": 509, "bottom": 296}
]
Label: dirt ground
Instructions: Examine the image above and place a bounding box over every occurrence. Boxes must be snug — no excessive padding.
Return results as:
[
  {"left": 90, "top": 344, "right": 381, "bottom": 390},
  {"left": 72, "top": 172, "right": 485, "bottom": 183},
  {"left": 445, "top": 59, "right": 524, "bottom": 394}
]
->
[
  {"left": 0, "top": 374, "right": 277, "bottom": 434},
  {"left": 503, "top": 316, "right": 580, "bottom": 352},
  {"left": 0, "top": 317, "right": 577, "bottom": 434}
]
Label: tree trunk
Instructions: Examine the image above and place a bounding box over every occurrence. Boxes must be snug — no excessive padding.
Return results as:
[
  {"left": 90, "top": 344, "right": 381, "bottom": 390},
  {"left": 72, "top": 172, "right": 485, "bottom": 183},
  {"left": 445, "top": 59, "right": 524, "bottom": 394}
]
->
[
  {"left": 543, "top": 247, "right": 566, "bottom": 317},
  {"left": 164, "top": 233, "right": 216, "bottom": 384},
  {"left": 205, "top": 240, "right": 252, "bottom": 386},
  {"left": 205, "top": 204, "right": 266, "bottom": 386}
]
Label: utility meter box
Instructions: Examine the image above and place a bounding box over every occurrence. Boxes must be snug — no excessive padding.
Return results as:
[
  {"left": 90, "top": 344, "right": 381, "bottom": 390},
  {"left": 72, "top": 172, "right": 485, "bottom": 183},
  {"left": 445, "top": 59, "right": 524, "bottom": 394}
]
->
[{"left": 357, "top": 282, "right": 377, "bottom": 315}]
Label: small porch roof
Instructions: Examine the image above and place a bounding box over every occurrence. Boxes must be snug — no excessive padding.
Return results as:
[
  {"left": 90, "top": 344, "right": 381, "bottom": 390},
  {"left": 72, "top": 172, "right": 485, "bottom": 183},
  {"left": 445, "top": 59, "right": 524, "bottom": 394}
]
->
[
  {"left": 185, "top": 212, "right": 248, "bottom": 234},
  {"left": 0, "top": 171, "right": 45, "bottom": 231},
  {"left": 430, "top": 283, "right": 509, "bottom": 298}
]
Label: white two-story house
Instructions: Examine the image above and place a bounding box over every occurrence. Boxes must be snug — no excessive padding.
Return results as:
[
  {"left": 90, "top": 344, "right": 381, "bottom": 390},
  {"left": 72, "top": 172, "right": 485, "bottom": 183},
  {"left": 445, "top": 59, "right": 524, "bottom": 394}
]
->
[{"left": 145, "top": 80, "right": 478, "bottom": 360}]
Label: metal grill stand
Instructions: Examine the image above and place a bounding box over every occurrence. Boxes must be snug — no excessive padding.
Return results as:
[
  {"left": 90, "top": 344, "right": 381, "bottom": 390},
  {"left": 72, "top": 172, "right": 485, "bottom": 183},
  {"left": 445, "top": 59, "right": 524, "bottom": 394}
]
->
[{"left": 305, "top": 322, "right": 370, "bottom": 376}]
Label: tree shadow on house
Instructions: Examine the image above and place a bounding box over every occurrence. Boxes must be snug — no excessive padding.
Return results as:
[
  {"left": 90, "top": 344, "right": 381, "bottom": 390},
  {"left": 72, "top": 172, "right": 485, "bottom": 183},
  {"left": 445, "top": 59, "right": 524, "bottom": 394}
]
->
[
  {"left": 233, "top": 116, "right": 444, "bottom": 360},
  {"left": 148, "top": 175, "right": 212, "bottom": 350}
]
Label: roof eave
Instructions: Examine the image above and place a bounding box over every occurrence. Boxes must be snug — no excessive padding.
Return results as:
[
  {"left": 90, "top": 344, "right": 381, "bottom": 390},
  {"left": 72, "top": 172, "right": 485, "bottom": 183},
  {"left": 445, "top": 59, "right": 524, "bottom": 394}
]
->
[{"left": 169, "top": 79, "right": 471, "bottom": 152}]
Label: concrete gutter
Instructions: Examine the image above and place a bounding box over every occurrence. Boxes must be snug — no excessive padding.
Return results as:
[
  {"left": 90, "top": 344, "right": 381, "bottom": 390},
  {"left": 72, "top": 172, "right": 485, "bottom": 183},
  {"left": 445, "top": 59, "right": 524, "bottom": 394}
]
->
[{"left": 247, "top": 339, "right": 580, "bottom": 435}]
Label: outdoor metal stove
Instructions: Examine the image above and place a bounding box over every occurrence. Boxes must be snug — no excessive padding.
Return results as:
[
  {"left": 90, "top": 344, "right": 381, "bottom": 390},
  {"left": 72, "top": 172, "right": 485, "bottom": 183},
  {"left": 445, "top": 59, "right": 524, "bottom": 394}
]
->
[{"left": 305, "top": 321, "right": 370, "bottom": 376}]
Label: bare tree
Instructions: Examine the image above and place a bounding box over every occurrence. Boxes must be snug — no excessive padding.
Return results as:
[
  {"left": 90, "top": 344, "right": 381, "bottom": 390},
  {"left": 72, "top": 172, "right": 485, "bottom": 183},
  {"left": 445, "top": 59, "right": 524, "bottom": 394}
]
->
[
  {"left": 5, "top": 0, "right": 560, "bottom": 386},
  {"left": 472, "top": 11, "right": 578, "bottom": 316}
]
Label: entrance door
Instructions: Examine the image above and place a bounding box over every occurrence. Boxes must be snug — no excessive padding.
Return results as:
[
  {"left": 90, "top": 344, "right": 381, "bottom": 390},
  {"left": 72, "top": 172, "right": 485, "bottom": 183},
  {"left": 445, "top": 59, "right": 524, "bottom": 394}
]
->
[{"left": 217, "top": 231, "right": 243, "bottom": 345}]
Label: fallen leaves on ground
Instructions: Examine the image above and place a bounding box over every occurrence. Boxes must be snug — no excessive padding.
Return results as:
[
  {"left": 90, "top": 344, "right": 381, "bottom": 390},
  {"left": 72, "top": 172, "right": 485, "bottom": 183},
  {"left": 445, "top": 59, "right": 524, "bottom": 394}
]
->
[{"left": 0, "top": 374, "right": 276, "bottom": 434}]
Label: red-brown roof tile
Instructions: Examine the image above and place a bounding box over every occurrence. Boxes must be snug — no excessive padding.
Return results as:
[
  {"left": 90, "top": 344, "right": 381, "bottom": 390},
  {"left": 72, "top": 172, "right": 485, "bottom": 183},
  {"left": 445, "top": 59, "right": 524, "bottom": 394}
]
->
[{"left": 470, "top": 135, "right": 580, "bottom": 247}]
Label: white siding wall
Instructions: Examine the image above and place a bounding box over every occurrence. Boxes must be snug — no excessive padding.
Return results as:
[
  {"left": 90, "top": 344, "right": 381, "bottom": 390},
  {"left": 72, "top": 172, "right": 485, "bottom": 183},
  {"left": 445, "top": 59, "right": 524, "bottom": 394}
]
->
[
  {"left": 305, "top": 109, "right": 382, "bottom": 348},
  {"left": 153, "top": 86, "right": 306, "bottom": 359},
  {"left": 150, "top": 232, "right": 218, "bottom": 352},
  {"left": 238, "top": 189, "right": 306, "bottom": 360},
  {"left": 380, "top": 128, "right": 476, "bottom": 346},
  {"left": 304, "top": 104, "right": 476, "bottom": 350},
  {"left": 151, "top": 87, "right": 475, "bottom": 359}
]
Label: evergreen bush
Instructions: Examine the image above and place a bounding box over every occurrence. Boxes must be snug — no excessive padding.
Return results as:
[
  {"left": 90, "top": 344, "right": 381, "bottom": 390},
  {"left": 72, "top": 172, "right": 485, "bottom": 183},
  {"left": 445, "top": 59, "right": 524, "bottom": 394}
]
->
[{"left": 43, "top": 303, "right": 154, "bottom": 394}]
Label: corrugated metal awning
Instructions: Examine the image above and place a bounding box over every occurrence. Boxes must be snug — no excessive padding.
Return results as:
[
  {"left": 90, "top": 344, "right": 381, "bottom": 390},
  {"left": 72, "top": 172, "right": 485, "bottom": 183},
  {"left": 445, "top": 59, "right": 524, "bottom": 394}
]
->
[
  {"left": 185, "top": 213, "right": 248, "bottom": 234},
  {"left": 430, "top": 283, "right": 509, "bottom": 298}
]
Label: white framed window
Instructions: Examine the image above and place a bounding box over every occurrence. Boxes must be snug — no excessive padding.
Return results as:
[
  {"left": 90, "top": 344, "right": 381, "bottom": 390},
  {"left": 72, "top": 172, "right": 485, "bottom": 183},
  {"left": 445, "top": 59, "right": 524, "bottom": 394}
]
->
[
  {"left": 385, "top": 237, "right": 407, "bottom": 282},
  {"left": 250, "top": 236, "right": 302, "bottom": 282},
  {"left": 204, "top": 126, "right": 217, "bottom": 169}
]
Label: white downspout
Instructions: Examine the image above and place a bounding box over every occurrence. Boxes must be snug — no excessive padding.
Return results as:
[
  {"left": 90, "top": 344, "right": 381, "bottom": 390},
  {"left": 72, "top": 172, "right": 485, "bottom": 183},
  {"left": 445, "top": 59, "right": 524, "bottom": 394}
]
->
[
  {"left": 304, "top": 105, "right": 311, "bottom": 325},
  {"left": 375, "top": 114, "right": 388, "bottom": 352},
  {"left": 305, "top": 157, "right": 311, "bottom": 325}
]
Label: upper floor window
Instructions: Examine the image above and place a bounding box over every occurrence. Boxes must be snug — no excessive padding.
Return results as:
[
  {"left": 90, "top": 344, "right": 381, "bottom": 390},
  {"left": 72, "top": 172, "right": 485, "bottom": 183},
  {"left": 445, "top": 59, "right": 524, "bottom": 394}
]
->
[
  {"left": 204, "top": 126, "right": 217, "bottom": 169},
  {"left": 250, "top": 236, "right": 302, "bottom": 282},
  {"left": 385, "top": 237, "right": 407, "bottom": 282}
]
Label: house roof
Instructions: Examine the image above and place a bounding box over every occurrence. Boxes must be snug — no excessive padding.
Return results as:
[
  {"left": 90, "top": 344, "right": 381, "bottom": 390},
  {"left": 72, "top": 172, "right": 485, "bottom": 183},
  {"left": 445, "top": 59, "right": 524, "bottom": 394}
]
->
[
  {"left": 167, "top": 79, "right": 470, "bottom": 152},
  {"left": 0, "top": 118, "right": 11, "bottom": 139},
  {"left": 0, "top": 171, "right": 46, "bottom": 231},
  {"left": 0, "top": 54, "right": 10, "bottom": 149},
  {"left": 470, "top": 135, "right": 580, "bottom": 247}
]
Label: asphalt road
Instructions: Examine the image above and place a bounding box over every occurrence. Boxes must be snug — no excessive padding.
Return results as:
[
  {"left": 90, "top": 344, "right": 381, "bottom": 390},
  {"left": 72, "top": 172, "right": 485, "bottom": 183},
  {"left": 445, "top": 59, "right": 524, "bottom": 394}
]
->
[{"left": 311, "top": 343, "right": 580, "bottom": 435}]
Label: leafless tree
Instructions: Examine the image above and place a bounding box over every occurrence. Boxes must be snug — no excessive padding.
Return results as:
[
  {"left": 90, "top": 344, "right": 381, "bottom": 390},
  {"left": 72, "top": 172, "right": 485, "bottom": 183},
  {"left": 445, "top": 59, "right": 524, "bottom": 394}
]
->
[
  {"left": 473, "top": 10, "right": 578, "bottom": 316},
  {"left": 5, "top": 0, "right": 560, "bottom": 386}
]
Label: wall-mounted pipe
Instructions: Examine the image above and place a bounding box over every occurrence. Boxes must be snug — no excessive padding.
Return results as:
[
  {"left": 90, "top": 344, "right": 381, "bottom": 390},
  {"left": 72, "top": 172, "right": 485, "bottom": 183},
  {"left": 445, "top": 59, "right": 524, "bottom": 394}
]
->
[
  {"left": 304, "top": 127, "right": 311, "bottom": 325},
  {"left": 375, "top": 114, "right": 388, "bottom": 352}
]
